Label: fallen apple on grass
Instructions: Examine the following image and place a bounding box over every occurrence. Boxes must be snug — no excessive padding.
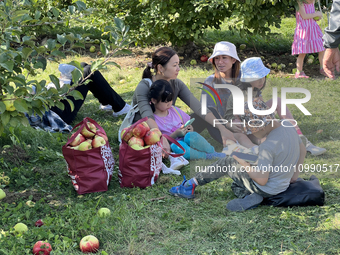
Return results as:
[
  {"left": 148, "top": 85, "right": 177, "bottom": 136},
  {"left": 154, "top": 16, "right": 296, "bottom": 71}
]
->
[
  {"left": 200, "top": 55, "right": 208, "bottom": 62},
  {"left": 14, "top": 223, "right": 28, "bottom": 234},
  {"left": 89, "top": 46, "right": 96, "bottom": 53},
  {"left": 35, "top": 219, "right": 44, "bottom": 227},
  {"left": 97, "top": 207, "right": 111, "bottom": 217},
  {"left": 239, "top": 44, "right": 246, "bottom": 50},
  {"left": 33, "top": 241, "right": 52, "bottom": 255},
  {"left": 80, "top": 235, "right": 99, "bottom": 253}
]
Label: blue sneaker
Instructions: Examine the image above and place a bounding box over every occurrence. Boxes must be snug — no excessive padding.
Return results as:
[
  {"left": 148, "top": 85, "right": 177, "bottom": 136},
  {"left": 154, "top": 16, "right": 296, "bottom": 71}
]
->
[{"left": 169, "top": 176, "right": 196, "bottom": 199}]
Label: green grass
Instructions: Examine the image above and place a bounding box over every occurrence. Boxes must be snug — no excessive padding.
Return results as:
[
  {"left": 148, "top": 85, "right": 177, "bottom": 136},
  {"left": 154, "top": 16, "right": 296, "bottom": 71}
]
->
[{"left": 1, "top": 20, "right": 340, "bottom": 254}]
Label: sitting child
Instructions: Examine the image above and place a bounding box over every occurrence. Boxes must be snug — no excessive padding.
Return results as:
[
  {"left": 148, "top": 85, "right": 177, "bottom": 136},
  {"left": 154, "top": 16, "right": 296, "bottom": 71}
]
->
[
  {"left": 148, "top": 79, "right": 225, "bottom": 160},
  {"left": 169, "top": 99, "right": 307, "bottom": 212}
]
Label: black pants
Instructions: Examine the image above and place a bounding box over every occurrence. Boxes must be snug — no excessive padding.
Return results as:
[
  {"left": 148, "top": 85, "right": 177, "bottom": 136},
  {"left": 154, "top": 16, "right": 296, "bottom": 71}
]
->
[
  {"left": 51, "top": 62, "right": 126, "bottom": 124},
  {"left": 190, "top": 107, "right": 227, "bottom": 145}
]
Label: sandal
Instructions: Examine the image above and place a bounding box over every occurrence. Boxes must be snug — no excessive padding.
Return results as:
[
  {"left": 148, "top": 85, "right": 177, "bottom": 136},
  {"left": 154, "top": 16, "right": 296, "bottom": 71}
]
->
[{"left": 295, "top": 71, "right": 309, "bottom": 79}]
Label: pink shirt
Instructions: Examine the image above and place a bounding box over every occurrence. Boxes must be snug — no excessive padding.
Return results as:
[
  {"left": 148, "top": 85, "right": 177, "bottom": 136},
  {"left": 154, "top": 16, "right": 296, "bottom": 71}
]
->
[{"left": 154, "top": 106, "right": 190, "bottom": 138}]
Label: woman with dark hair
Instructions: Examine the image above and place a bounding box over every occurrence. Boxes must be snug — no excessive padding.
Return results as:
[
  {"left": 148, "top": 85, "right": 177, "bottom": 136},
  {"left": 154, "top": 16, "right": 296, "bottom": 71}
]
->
[
  {"left": 132, "top": 46, "right": 236, "bottom": 168},
  {"left": 192, "top": 41, "right": 258, "bottom": 150}
]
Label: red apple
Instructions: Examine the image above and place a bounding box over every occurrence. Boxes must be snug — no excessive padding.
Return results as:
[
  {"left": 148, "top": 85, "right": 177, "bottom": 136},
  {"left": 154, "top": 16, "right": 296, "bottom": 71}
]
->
[
  {"left": 151, "top": 128, "right": 162, "bottom": 137},
  {"left": 77, "top": 141, "right": 92, "bottom": 151},
  {"left": 128, "top": 136, "right": 144, "bottom": 147},
  {"left": 35, "top": 219, "right": 44, "bottom": 227},
  {"left": 92, "top": 135, "right": 106, "bottom": 148},
  {"left": 200, "top": 55, "right": 208, "bottom": 62},
  {"left": 70, "top": 133, "right": 86, "bottom": 147},
  {"left": 121, "top": 127, "right": 133, "bottom": 142},
  {"left": 141, "top": 121, "right": 150, "bottom": 133},
  {"left": 95, "top": 131, "right": 108, "bottom": 142},
  {"left": 144, "top": 128, "right": 161, "bottom": 145},
  {"left": 132, "top": 123, "right": 147, "bottom": 138},
  {"left": 32, "top": 241, "right": 52, "bottom": 255},
  {"left": 81, "top": 122, "right": 97, "bottom": 138},
  {"left": 79, "top": 235, "right": 99, "bottom": 253}
]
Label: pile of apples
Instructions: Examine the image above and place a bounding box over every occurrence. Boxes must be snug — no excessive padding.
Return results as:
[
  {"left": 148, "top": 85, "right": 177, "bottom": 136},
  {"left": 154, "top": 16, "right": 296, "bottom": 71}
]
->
[
  {"left": 121, "top": 121, "right": 162, "bottom": 150},
  {"left": 67, "top": 122, "right": 108, "bottom": 151}
]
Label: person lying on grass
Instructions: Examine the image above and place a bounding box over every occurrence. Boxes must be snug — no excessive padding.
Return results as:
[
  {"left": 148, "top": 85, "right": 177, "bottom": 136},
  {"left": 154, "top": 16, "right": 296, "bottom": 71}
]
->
[
  {"left": 169, "top": 98, "right": 307, "bottom": 212},
  {"left": 148, "top": 79, "right": 226, "bottom": 160}
]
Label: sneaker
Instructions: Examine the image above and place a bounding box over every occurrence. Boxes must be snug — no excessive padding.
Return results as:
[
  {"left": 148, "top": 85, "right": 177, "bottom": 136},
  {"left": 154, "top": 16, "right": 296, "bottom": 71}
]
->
[
  {"left": 299, "top": 135, "right": 308, "bottom": 147},
  {"left": 169, "top": 176, "right": 196, "bottom": 199},
  {"left": 306, "top": 139, "right": 326, "bottom": 156},
  {"left": 226, "top": 193, "right": 263, "bottom": 212},
  {"left": 112, "top": 103, "right": 132, "bottom": 117},
  {"left": 162, "top": 163, "right": 181, "bottom": 175},
  {"left": 169, "top": 155, "right": 189, "bottom": 170},
  {"left": 295, "top": 71, "right": 309, "bottom": 79},
  {"left": 99, "top": 104, "right": 112, "bottom": 111}
]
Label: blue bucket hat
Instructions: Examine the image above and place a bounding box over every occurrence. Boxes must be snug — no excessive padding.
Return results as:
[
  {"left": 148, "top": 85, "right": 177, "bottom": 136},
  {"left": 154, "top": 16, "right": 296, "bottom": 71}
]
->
[{"left": 240, "top": 57, "right": 270, "bottom": 82}]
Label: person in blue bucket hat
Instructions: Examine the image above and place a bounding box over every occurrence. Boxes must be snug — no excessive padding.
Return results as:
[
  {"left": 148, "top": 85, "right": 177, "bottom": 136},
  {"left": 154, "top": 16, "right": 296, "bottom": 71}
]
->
[
  {"left": 48, "top": 62, "right": 131, "bottom": 124},
  {"left": 225, "top": 57, "right": 326, "bottom": 156}
]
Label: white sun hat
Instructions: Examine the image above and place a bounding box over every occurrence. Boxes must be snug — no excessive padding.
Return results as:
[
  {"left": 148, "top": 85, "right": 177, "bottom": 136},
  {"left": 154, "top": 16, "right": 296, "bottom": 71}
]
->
[
  {"left": 240, "top": 57, "right": 270, "bottom": 82},
  {"left": 208, "top": 41, "right": 241, "bottom": 63}
]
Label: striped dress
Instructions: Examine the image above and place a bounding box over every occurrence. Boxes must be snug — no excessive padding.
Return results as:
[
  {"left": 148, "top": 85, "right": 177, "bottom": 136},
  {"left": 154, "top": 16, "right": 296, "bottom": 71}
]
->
[{"left": 291, "top": 2, "right": 325, "bottom": 55}]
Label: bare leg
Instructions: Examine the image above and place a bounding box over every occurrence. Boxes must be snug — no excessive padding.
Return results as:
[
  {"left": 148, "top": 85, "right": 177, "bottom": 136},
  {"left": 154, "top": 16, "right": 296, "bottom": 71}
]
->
[
  {"left": 296, "top": 53, "right": 306, "bottom": 72},
  {"left": 234, "top": 133, "right": 257, "bottom": 148},
  {"left": 318, "top": 50, "right": 325, "bottom": 68}
]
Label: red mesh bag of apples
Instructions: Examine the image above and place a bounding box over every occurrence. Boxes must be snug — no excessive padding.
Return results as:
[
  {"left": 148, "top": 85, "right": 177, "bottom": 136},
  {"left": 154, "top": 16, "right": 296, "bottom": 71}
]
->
[
  {"left": 62, "top": 117, "right": 114, "bottom": 194},
  {"left": 118, "top": 117, "right": 166, "bottom": 188}
]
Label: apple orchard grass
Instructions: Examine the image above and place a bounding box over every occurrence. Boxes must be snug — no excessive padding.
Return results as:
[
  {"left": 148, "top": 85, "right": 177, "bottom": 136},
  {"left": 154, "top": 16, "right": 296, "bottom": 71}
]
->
[{"left": 0, "top": 56, "right": 340, "bottom": 254}]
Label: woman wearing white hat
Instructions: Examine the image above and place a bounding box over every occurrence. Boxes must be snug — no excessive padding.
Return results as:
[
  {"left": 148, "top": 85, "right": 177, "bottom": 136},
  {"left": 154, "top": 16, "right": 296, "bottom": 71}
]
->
[{"left": 192, "top": 41, "right": 258, "bottom": 150}]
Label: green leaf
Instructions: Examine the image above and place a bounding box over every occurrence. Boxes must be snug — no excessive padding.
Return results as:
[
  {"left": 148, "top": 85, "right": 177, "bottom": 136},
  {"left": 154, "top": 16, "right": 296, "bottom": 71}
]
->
[
  {"left": 106, "top": 61, "right": 121, "bottom": 69},
  {"left": 9, "top": 116, "right": 22, "bottom": 127},
  {"left": 1, "top": 111, "right": 10, "bottom": 126},
  {"left": 51, "top": 50, "right": 65, "bottom": 58},
  {"left": 91, "top": 60, "right": 105, "bottom": 71},
  {"left": 72, "top": 68, "right": 82, "bottom": 84},
  {"left": 75, "top": 1, "right": 87, "bottom": 11},
  {"left": 0, "top": 102, "right": 6, "bottom": 113},
  {"left": 51, "top": 7, "right": 59, "bottom": 17},
  {"left": 49, "top": 74, "right": 60, "bottom": 90},
  {"left": 0, "top": 60, "right": 14, "bottom": 72},
  {"left": 65, "top": 99, "right": 74, "bottom": 112},
  {"left": 71, "top": 42, "right": 85, "bottom": 49},
  {"left": 33, "top": 57, "right": 47, "bottom": 70},
  {"left": 57, "top": 34, "right": 68, "bottom": 46},
  {"left": 68, "top": 6, "right": 76, "bottom": 15},
  {"left": 13, "top": 99, "right": 29, "bottom": 113},
  {"left": 22, "top": 47, "right": 33, "bottom": 60},
  {"left": 68, "top": 90, "right": 84, "bottom": 101},
  {"left": 114, "top": 49, "right": 132, "bottom": 56},
  {"left": 114, "top": 18, "right": 125, "bottom": 33},
  {"left": 35, "top": 10, "right": 41, "bottom": 19},
  {"left": 46, "top": 39, "right": 56, "bottom": 51},
  {"left": 100, "top": 43, "right": 109, "bottom": 56}
]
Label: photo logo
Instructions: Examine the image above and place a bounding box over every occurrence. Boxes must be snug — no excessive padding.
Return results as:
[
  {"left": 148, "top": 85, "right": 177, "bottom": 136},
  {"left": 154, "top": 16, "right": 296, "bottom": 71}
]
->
[
  {"left": 200, "top": 84, "right": 312, "bottom": 116},
  {"left": 197, "top": 82, "right": 222, "bottom": 107}
]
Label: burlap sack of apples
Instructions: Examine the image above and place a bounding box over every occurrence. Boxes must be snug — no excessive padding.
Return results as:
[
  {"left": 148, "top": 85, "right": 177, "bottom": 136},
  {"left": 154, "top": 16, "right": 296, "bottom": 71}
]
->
[
  {"left": 67, "top": 122, "right": 108, "bottom": 151},
  {"left": 120, "top": 121, "right": 162, "bottom": 150}
]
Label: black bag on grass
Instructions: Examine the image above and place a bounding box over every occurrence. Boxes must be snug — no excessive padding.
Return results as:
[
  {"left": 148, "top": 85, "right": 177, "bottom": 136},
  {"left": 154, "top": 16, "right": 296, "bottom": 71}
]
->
[{"left": 262, "top": 175, "right": 325, "bottom": 207}]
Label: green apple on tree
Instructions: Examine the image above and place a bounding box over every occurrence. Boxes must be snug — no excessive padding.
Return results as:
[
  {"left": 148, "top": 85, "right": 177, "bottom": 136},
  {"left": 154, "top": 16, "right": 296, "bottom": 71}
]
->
[
  {"left": 0, "top": 189, "right": 6, "bottom": 200},
  {"left": 3, "top": 94, "right": 16, "bottom": 111}
]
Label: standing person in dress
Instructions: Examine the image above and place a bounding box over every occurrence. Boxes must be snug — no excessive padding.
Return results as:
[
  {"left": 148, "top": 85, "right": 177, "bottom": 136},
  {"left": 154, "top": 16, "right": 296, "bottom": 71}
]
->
[
  {"left": 292, "top": 0, "right": 325, "bottom": 78},
  {"left": 322, "top": 1, "right": 340, "bottom": 80}
]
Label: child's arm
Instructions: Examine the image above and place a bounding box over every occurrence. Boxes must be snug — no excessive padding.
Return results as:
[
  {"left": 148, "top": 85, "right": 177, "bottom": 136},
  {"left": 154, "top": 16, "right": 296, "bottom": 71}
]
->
[
  {"left": 170, "top": 126, "right": 188, "bottom": 139},
  {"left": 298, "top": 2, "right": 323, "bottom": 20},
  {"left": 232, "top": 155, "right": 269, "bottom": 186},
  {"left": 290, "top": 142, "right": 307, "bottom": 183}
]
